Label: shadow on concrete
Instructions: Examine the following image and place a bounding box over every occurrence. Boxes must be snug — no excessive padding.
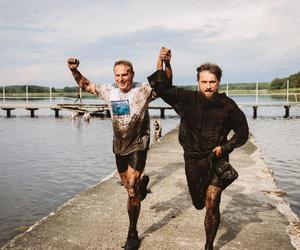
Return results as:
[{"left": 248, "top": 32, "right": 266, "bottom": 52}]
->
[
  {"left": 140, "top": 162, "right": 192, "bottom": 240},
  {"left": 143, "top": 158, "right": 276, "bottom": 249},
  {"left": 147, "top": 162, "right": 183, "bottom": 189},
  {"left": 214, "top": 188, "right": 275, "bottom": 250},
  {"left": 140, "top": 188, "right": 191, "bottom": 240}
]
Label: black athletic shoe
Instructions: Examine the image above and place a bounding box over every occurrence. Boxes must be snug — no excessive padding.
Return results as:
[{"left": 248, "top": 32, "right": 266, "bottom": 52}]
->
[
  {"left": 138, "top": 175, "right": 149, "bottom": 201},
  {"left": 124, "top": 231, "right": 139, "bottom": 250}
]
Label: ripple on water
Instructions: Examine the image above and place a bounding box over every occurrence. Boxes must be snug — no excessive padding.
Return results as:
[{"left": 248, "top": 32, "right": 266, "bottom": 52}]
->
[{"left": 248, "top": 113, "right": 300, "bottom": 217}]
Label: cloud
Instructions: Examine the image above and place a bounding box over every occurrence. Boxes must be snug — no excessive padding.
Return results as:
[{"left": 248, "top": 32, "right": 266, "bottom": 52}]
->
[{"left": 0, "top": 0, "right": 300, "bottom": 86}]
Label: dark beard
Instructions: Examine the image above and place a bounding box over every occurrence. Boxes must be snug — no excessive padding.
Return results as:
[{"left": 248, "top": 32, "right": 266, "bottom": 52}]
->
[
  {"left": 199, "top": 91, "right": 218, "bottom": 100},
  {"left": 199, "top": 91, "right": 222, "bottom": 107}
]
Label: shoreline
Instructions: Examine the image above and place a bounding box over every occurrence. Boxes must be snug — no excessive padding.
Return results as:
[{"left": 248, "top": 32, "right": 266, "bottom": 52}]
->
[
  {"left": 248, "top": 136, "right": 300, "bottom": 249},
  {"left": 2, "top": 128, "right": 300, "bottom": 249}
]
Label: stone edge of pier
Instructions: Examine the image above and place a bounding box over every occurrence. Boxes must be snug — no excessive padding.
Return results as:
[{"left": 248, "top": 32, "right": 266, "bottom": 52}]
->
[{"left": 248, "top": 135, "right": 300, "bottom": 249}]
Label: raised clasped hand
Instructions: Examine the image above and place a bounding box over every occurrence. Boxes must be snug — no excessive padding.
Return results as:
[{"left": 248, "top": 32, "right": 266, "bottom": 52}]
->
[{"left": 159, "top": 47, "right": 171, "bottom": 63}]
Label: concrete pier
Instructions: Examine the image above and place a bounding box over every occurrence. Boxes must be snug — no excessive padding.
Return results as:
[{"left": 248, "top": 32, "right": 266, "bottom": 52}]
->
[{"left": 2, "top": 128, "right": 300, "bottom": 250}]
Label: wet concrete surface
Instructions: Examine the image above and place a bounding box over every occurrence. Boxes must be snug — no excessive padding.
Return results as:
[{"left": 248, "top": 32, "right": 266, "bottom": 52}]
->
[{"left": 2, "top": 128, "right": 300, "bottom": 249}]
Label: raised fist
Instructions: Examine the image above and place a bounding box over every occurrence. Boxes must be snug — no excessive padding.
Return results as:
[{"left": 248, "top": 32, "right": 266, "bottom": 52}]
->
[{"left": 67, "top": 57, "right": 80, "bottom": 70}]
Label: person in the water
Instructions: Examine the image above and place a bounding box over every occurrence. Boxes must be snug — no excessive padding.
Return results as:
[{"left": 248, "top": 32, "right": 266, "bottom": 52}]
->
[
  {"left": 148, "top": 48, "right": 249, "bottom": 250},
  {"left": 67, "top": 57, "right": 171, "bottom": 250}
]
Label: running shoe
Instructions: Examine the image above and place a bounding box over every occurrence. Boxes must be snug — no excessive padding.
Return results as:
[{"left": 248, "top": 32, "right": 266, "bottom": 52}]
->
[{"left": 124, "top": 231, "right": 139, "bottom": 250}]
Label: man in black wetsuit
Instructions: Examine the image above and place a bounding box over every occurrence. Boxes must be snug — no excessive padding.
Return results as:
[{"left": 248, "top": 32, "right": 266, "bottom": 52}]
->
[{"left": 148, "top": 48, "right": 249, "bottom": 250}]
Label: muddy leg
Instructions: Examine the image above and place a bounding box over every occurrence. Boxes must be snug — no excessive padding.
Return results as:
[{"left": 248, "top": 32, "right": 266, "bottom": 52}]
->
[
  {"left": 126, "top": 166, "right": 142, "bottom": 234},
  {"left": 204, "top": 185, "right": 222, "bottom": 250}
]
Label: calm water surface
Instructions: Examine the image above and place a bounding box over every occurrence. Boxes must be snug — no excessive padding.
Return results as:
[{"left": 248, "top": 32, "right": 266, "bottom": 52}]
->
[{"left": 0, "top": 96, "right": 299, "bottom": 246}]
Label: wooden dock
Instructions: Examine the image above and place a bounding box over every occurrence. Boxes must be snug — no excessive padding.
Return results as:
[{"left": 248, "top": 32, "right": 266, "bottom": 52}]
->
[
  {"left": 0, "top": 103, "right": 299, "bottom": 118},
  {"left": 0, "top": 103, "right": 61, "bottom": 118},
  {"left": 237, "top": 103, "right": 300, "bottom": 118},
  {"left": 0, "top": 103, "right": 173, "bottom": 118}
]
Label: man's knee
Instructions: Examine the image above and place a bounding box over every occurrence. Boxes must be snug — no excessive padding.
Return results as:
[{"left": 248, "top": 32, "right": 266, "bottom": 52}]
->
[
  {"left": 193, "top": 200, "right": 205, "bottom": 210},
  {"left": 127, "top": 178, "right": 139, "bottom": 198},
  {"left": 189, "top": 188, "right": 205, "bottom": 210},
  {"left": 205, "top": 186, "right": 222, "bottom": 210}
]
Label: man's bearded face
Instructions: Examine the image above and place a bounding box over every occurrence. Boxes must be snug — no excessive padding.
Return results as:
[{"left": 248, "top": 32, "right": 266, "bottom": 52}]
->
[{"left": 198, "top": 71, "right": 220, "bottom": 99}]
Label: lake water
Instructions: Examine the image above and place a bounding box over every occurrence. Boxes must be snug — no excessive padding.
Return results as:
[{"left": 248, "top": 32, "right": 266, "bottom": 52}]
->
[{"left": 0, "top": 95, "right": 299, "bottom": 247}]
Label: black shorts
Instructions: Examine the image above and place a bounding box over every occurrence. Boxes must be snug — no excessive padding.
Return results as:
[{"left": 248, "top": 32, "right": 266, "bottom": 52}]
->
[
  {"left": 184, "top": 155, "right": 231, "bottom": 210},
  {"left": 115, "top": 150, "right": 148, "bottom": 174}
]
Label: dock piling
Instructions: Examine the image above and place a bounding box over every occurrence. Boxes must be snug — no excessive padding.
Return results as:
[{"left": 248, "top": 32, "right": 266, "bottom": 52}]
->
[
  {"left": 253, "top": 106, "right": 258, "bottom": 119},
  {"left": 2, "top": 108, "right": 15, "bottom": 118},
  {"left": 51, "top": 108, "right": 61, "bottom": 118},
  {"left": 160, "top": 108, "right": 165, "bottom": 118},
  {"left": 284, "top": 105, "right": 291, "bottom": 118},
  {"left": 26, "top": 108, "right": 39, "bottom": 118}
]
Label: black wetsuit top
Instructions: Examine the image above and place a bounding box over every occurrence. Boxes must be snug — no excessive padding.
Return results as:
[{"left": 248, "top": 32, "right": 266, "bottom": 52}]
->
[{"left": 148, "top": 70, "right": 249, "bottom": 159}]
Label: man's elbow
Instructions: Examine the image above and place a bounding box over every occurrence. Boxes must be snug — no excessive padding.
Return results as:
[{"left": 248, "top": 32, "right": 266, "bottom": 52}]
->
[
  {"left": 242, "top": 134, "right": 249, "bottom": 145},
  {"left": 240, "top": 130, "right": 249, "bottom": 145}
]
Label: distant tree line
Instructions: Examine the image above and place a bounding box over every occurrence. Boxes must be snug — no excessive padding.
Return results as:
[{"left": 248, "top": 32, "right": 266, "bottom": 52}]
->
[
  {"left": 180, "top": 82, "right": 271, "bottom": 91},
  {"left": 270, "top": 71, "right": 300, "bottom": 89},
  {"left": 0, "top": 85, "right": 78, "bottom": 93},
  {"left": 181, "top": 71, "right": 300, "bottom": 91}
]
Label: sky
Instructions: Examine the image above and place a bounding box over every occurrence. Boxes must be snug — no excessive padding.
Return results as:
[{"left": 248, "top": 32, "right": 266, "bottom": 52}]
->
[{"left": 1, "top": 0, "right": 300, "bottom": 87}]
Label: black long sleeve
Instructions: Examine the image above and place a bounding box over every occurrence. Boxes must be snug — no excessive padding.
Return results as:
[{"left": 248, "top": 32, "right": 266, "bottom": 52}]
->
[
  {"left": 148, "top": 70, "right": 249, "bottom": 158},
  {"left": 148, "top": 70, "right": 193, "bottom": 116},
  {"left": 221, "top": 101, "right": 249, "bottom": 155}
]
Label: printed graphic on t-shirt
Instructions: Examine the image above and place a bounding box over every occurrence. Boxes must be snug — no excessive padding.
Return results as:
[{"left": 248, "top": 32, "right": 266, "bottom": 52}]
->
[{"left": 111, "top": 100, "right": 130, "bottom": 116}]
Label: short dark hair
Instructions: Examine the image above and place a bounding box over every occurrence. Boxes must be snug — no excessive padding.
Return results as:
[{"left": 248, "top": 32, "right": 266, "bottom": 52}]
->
[
  {"left": 114, "top": 59, "right": 134, "bottom": 73},
  {"left": 196, "top": 63, "right": 222, "bottom": 81}
]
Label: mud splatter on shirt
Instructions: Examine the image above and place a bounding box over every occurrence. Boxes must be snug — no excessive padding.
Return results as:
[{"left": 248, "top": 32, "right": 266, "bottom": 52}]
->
[{"left": 95, "top": 82, "right": 155, "bottom": 155}]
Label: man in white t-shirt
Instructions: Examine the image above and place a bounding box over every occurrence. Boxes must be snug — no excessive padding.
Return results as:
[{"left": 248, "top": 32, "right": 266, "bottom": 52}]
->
[{"left": 67, "top": 55, "right": 171, "bottom": 250}]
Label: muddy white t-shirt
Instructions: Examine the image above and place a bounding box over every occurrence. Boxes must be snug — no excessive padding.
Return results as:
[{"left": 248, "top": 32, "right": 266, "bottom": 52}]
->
[{"left": 95, "top": 82, "right": 155, "bottom": 155}]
